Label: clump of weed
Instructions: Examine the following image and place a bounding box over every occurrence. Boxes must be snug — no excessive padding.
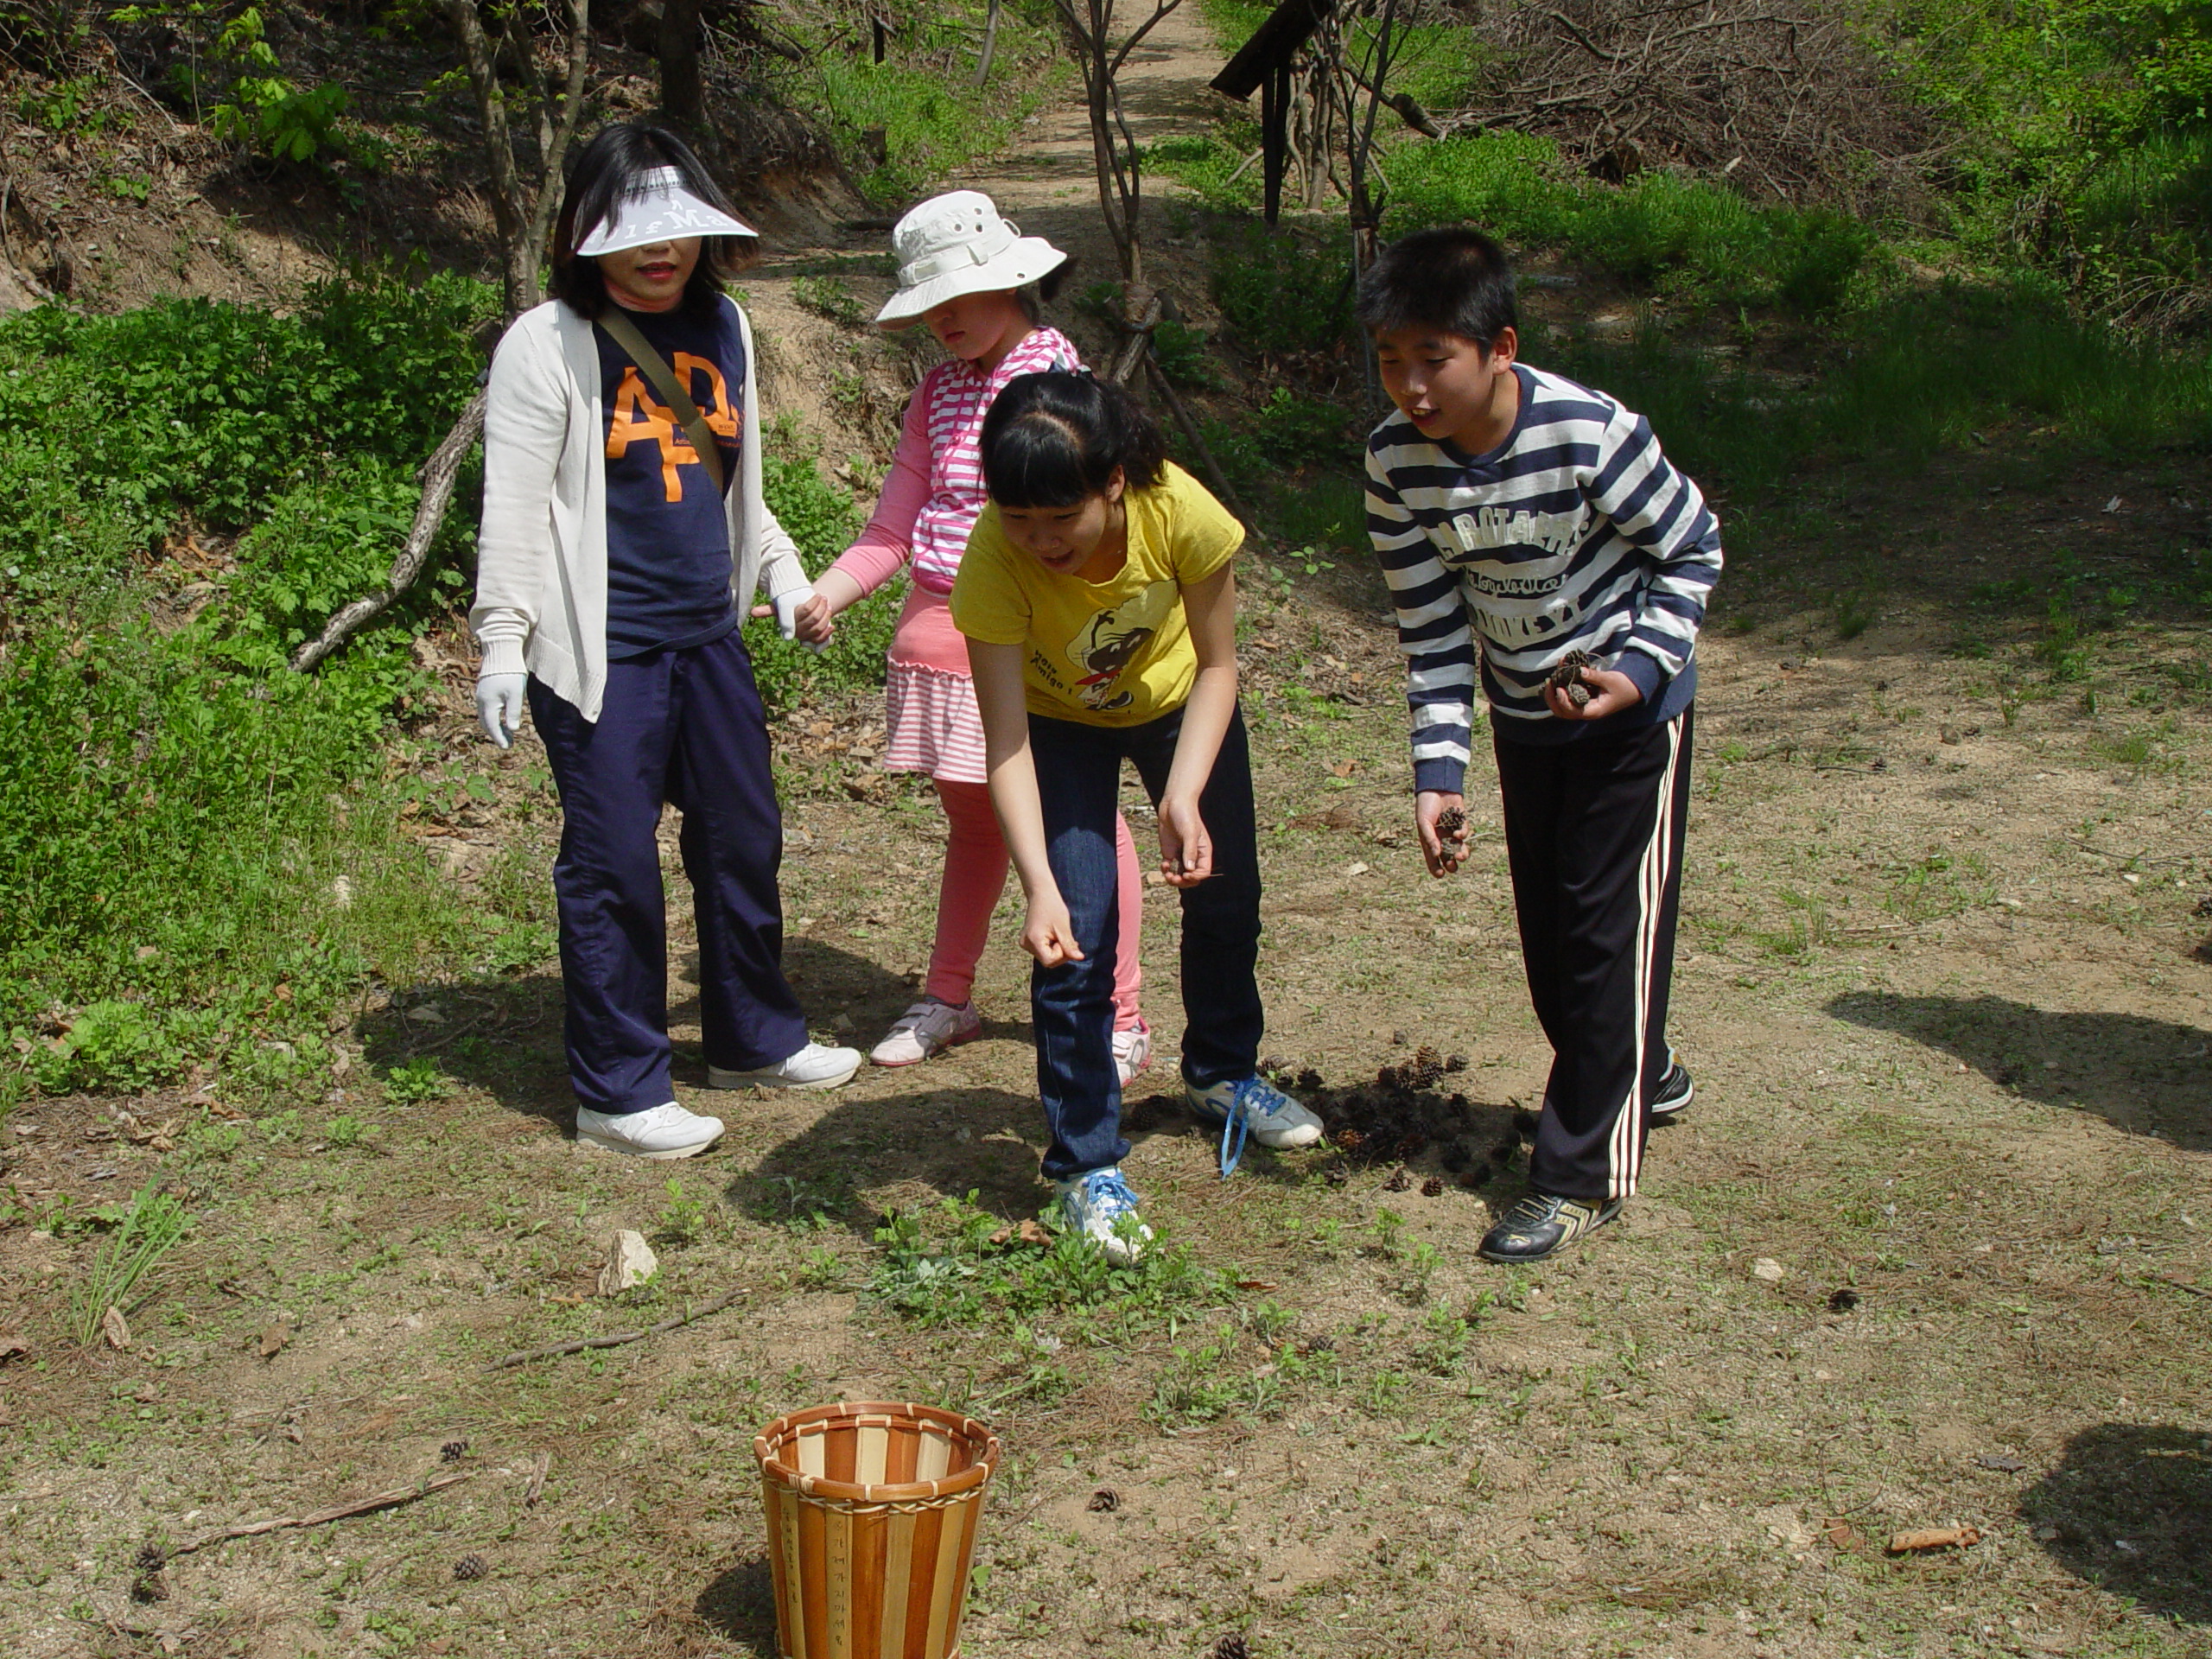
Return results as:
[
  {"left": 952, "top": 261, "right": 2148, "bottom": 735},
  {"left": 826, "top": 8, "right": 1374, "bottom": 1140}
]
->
[
  {"left": 68, "top": 1182, "right": 189, "bottom": 1347},
  {"left": 869, "top": 1192, "right": 1233, "bottom": 1342}
]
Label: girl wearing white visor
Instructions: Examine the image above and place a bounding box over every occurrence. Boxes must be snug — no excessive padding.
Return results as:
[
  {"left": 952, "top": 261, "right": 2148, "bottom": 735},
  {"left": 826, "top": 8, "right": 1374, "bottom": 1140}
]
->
[
  {"left": 470, "top": 122, "right": 861, "bottom": 1160},
  {"left": 783, "top": 192, "right": 1154, "bottom": 1078}
]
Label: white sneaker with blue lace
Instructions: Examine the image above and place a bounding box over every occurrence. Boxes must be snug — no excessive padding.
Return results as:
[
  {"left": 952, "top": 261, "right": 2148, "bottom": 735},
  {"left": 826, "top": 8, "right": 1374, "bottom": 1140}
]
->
[
  {"left": 1053, "top": 1166, "right": 1153, "bottom": 1263},
  {"left": 1185, "top": 1075, "right": 1325, "bottom": 1175}
]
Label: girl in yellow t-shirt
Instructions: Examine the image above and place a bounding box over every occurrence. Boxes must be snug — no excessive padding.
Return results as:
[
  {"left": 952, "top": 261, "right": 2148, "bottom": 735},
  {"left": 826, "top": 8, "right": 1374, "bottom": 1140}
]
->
[{"left": 950, "top": 371, "right": 1321, "bottom": 1259}]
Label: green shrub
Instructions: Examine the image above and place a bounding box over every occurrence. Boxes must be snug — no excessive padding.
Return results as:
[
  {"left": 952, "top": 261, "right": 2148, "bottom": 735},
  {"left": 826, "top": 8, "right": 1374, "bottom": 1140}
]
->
[
  {"left": 1210, "top": 222, "right": 1354, "bottom": 354},
  {"left": 748, "top": 444, "right": 895, "bottom": 715},
  {"left": 0, "top": 265, "right": 492, "bottom": 565},
  {"left": 32, "top": 1001, "right": 194, "bottom": 1096},
  {"left": 0, "top": 270, "right": 505, "bottom": 1094},
  {"left": 1249, "top": 387, "right": 1356, "bottom": 467},
  {"left": 1382, "top": 135, "right": 1873, "bottom": 316}
]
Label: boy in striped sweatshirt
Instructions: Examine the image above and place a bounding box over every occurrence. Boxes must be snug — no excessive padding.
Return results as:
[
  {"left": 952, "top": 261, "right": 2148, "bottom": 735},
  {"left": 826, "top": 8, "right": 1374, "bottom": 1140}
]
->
[{"left": 1359, "top": 226, "right": 1723, "bottom": 1264}]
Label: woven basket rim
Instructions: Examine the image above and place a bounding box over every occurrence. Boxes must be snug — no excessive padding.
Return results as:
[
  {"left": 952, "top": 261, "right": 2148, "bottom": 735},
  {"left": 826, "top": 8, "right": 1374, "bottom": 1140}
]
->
[{"left": 753, "top": 1399, "right": 1001, "bottom": 1504}]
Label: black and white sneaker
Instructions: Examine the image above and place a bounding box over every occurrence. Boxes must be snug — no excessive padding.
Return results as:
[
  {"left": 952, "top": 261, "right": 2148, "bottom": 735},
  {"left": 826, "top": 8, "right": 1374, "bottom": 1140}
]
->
[
  {"left": 1649, "top": 1062, "right": 1695, "bottom": 1122},
  {"left": 1478, "top": 1192, "right": 1624, "bottom": 1263}
]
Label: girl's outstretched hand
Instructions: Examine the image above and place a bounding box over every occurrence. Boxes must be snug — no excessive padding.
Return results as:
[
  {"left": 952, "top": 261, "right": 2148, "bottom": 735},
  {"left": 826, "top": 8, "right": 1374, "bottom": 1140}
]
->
[
  {"left": 750, "top": 591, "right": 836, "bottom": 645},
  {"left": 1021, "top": 894, "right": 1086, "bottom": 969},
  {"left": 1158, "top": 795, "right": 1213, "bottom": 887}
]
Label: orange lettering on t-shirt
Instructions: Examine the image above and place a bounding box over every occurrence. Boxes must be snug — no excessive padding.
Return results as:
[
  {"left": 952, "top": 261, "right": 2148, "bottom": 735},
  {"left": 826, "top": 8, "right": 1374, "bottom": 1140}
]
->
[
  {"left": 605, "top": 359, "right": 737, "bottom": 504},
  {"left": 672, "top": 353, "right": 738, "bottom": 439},
  {"left": 606, "top": 367, "right": 690, "bottom": 501}
]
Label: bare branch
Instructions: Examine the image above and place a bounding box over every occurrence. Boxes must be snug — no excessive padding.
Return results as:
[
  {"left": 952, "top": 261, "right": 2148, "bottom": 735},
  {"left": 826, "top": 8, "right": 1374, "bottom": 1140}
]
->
[{"left": 290, "top": 391, "right": 489, "bottom": 673}]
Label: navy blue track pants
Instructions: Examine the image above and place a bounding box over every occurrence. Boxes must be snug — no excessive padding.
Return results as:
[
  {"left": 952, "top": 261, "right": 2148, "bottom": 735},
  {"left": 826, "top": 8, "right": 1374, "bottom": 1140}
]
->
[{"left": 529, "top": 632, "right": 807, "bottom": 1115}]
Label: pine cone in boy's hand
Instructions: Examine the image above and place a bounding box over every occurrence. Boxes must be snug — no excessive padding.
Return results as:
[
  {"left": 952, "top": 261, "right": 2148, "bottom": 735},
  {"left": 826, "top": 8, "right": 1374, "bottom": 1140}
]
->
[
  {"left": 1546, "top": 648, "right": 1593, "bottom": 709},
  {"left": 1434, "top": 804, "right": 1468, "bottom": 857}
]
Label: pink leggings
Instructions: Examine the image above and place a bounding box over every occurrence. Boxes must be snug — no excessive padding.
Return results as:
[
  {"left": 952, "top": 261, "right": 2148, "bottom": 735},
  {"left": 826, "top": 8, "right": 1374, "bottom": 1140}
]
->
[{"left": 927, "top": 779, "right": 1143, "bottom": 1028}]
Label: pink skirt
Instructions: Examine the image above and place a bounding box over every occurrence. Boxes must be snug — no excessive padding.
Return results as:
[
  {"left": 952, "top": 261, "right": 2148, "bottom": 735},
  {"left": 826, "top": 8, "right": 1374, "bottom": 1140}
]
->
[
  {"left": 880, "top": 584, "right": 988, "bottom": 784},
  {"left": 882, "top": 660, "right": 988, "bottom": 784}
]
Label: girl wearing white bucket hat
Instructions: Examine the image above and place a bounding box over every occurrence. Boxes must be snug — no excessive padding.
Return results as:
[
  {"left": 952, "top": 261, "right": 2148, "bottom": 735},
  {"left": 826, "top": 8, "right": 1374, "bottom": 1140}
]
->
[
  {"left": 785, "top": 190, "right": 1154, "bottom": 1076},
  {"left": 469, "top": 123, "right": 861, "bottom": 1160}
]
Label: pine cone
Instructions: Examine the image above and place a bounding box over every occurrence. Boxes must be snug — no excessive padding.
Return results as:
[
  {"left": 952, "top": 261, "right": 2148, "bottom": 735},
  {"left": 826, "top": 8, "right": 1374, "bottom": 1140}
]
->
[{"left": 453, "top": 1554, "right": 488, "bottom": 1582}]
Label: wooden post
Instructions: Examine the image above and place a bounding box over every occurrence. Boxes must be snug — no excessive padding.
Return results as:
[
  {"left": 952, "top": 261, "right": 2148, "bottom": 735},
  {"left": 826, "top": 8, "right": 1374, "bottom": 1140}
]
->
[
  {"left": 1262, "top": 56, "right": 1292, "bottom": 225},
  {"left": 872, "top": 12, "right": 887, "bottom": 61}
]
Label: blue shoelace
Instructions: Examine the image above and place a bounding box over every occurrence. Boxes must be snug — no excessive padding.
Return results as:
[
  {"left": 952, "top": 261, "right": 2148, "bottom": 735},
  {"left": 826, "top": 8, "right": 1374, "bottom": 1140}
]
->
[
  {"left": 1217, "top": 1082, "right": 1255, "bottom": 1179},
  {"left": 1084, "top": 1167, "right": 1141, "bottom": 1221}
]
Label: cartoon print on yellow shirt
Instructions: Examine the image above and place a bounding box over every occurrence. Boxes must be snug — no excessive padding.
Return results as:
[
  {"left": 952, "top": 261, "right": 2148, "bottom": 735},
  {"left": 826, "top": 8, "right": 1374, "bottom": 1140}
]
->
[{"left": 1066, "top": 581, "right": 1178, "bottom": 713}]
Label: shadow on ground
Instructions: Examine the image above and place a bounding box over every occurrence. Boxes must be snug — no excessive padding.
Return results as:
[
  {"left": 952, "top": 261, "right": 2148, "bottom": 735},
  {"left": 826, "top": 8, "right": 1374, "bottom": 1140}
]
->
[
  {"left": 695, "top": 1553, "right": 779, "bottom": 1655},
  {"left": 733, "top": 1083, "right": 1054, "bottom": 1234},
  {"left": 2023, "top": 1424, "right": 2212, "bottom": 1628},
  {"left": 1826, "top": 992, "right": 2212, "bottom": 1151},
  {"left": 355, "top": 937, "right": 920, "bottom": 1128}
]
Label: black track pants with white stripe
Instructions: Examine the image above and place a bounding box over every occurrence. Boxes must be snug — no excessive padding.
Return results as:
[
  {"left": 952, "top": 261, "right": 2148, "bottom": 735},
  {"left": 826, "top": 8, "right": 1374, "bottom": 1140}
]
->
[{"left": 1492, "top": 707, "right": 1692, "bottom": 1203}]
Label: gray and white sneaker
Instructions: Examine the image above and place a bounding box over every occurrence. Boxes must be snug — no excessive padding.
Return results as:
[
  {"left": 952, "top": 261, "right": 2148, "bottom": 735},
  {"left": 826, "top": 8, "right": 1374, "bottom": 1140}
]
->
[
  {"left": 707, "top": 1042, "right": 862, "bottom": 1091},
  {"left": 575, "top": 1101, "right": 726, "bottom": 1160},
  {"left": 1185, "top": 1074, "right": 1325, "bottom": 1177}
]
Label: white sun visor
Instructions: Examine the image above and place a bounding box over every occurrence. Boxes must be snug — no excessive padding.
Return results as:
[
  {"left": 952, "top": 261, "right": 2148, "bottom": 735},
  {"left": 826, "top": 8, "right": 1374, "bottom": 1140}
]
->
[{"left": 574, "top": 166, "right": 757, "bottom": 257}]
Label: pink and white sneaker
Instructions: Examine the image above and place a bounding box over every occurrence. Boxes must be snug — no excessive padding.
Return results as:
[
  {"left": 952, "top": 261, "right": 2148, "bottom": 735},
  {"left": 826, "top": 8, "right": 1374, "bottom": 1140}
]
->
[
  {"left": 868, "top": 999, "right": 982, "bottom": 1067},
  {"left": 1112, "top": 1020, "right": 1153, "bottom": 1087}
]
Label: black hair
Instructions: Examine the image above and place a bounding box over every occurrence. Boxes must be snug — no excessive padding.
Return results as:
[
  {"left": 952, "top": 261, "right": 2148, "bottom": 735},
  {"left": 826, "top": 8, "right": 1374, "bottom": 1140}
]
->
[
  {"left": 547, "top": 123, "right": 759, "bottom": 320},
  {"left": 980, "top": 371, "right": 1168, "bottom": 508},
  {"left": 1355, "top": 226, "right": 1517, "bottom": 349},
  {"left": 1014, "top": 259, "right": 1072, "bottom": 324}
]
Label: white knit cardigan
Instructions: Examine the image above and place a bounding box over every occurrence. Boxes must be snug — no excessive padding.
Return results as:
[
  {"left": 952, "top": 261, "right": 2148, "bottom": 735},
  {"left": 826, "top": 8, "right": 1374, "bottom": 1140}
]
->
[{"left": 469, "top": 295, "right": 810, "bottom": 723}]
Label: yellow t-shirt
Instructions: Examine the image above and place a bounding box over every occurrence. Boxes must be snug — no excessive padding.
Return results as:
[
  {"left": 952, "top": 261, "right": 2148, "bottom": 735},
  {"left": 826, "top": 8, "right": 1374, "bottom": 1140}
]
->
[{"left": 950, "top": 461, "right": 1243, "bottom": 728}]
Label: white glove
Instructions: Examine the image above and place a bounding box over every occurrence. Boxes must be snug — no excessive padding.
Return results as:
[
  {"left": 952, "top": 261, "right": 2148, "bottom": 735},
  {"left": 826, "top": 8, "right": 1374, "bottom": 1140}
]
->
[
  {"left": 770, "top": 584, "right": 826, "bottom": 652},
  {"left": 476, "top": 673, "right": 528, "bottom": 749}
]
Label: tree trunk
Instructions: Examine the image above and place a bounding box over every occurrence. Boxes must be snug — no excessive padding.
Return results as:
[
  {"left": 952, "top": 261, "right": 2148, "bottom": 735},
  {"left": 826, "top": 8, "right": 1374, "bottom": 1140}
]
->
[{"left": 659, "top": 0, "right": 709, "bottom": 148}]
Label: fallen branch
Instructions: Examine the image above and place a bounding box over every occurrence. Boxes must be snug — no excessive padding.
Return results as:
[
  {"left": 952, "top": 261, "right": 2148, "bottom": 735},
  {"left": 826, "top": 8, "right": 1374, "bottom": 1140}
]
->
[
  {"left": 161, "top": 1472, "right": 472, "bottom": 1561},
  {"left": 289, "top": 389, "right": 488, "bottom": 673},
  {"left": 486, "top": 1289, "right": 746, "bottom": 1370}
]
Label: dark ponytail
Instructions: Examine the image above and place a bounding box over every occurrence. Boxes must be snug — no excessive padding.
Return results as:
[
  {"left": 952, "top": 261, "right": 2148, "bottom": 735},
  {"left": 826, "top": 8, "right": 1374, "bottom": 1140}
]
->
[{"left": 980, "top": 371, "right": 1168, "bottom": 509}]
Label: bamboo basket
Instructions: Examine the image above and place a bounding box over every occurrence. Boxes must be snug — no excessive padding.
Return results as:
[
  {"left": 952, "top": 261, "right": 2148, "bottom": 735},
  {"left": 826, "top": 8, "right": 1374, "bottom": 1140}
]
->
[{"left": 753, "top": 1401, "right": 1001, "bottom": 1659}]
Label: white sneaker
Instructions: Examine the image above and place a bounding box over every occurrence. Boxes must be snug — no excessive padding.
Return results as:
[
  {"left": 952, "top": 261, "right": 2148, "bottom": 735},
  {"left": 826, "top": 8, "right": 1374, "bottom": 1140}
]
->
[
  {"left": 575, "top": 1101, "right": 725, "bottom": 1160},
  {"left": 1112, "top": 1020, "right": 1153, "bottom": 1087},
  {"left": 869, "top": 999, "right": 982, "bottom": 1066},
  {"left": 706, "top": 1042, "right": 862, "bottom": 1091},
  {"left": 1053, "top": 1166, "right": 1153, "bottom": 1264}
]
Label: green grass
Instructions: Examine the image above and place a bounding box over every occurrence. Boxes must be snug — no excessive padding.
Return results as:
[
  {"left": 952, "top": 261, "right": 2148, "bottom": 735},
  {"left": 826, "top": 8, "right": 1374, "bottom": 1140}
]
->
[{"left": 763, "top": 0, "right": 1071, "bottom": 206}]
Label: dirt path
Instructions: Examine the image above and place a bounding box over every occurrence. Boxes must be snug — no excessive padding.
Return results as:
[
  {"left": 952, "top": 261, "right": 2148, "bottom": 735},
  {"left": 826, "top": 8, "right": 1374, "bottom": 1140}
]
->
[{"left": 977, "top": 0, "right": 1222, "bottom": 220}]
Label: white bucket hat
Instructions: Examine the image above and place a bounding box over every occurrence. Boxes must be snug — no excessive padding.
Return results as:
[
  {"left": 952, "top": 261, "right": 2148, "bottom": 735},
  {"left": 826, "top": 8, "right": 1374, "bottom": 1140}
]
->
[
  {"left": 874, "top": 190, "right": 1067, "bottom": 328},
  {"left": 575, "top": 166, "right": 757, "bottom": 257}
]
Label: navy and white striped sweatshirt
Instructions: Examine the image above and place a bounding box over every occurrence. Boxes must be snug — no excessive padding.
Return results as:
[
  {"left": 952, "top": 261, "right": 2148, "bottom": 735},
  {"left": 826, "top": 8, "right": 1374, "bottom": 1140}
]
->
[{"left": 1365, "top": 361, "right": 1723, "bottom": 793}]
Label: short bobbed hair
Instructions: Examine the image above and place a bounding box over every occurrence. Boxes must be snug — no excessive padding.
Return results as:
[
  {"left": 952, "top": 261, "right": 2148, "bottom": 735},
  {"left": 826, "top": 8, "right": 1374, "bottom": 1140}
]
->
[
  {"left": 1356, "top": 226, "right": 1517, "bottom": 350},
  {"left": 547, "top": 123, "right": 758, "bottom": 320},
  {"left": 980, "top": 371, "right": 1168, "bottom": 509}
]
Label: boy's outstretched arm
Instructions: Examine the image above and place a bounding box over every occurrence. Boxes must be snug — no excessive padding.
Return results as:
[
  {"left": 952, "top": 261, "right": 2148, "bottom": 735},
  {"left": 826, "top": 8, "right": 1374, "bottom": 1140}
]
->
[
  {"left": 1368, "top": 445, "right": 1475, "bottom": 872},
  {"left": 1585, "top": 404, "right": 1725, "bottom": 704},
  {"left": 969, "top": 638, "right": 1084, "bottom": 969}
]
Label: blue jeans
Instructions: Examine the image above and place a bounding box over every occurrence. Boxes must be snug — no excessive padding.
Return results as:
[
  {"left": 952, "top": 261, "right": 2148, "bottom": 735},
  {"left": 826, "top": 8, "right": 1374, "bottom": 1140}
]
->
[
  {"left": 1026, "top": 702, "right": 1263, "bottom": 1180},
  {"left": 529, "top": 632, "right": 809, "bottom": 1114}
]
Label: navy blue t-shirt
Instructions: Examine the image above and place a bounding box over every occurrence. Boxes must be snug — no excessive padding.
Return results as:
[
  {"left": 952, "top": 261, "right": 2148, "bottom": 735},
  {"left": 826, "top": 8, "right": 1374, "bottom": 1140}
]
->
[{"left": 595, "top": 299, "right": 747, "bottom": 657}]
